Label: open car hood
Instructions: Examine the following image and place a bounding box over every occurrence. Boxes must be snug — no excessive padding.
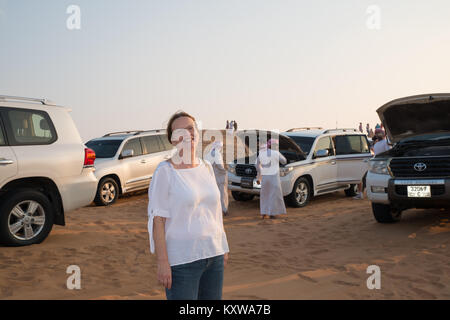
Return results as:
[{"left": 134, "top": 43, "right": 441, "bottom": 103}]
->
[
  {"left": 235, "top": 130, "right": 306, "bottom": 163},
  {"left": 377, "top": 93, "right": 450, "bottom": 143}
]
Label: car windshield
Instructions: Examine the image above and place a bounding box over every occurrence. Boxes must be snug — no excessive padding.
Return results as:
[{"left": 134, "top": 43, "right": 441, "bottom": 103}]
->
[
  {"left": 400, "top": 132, "right": 450, "bottom": 144},
  {"left": 86, "top": 139, "right": 123, "bottom": 158},
  {"left": 286, "top": 136, "right": 315, "bottom": 155}
]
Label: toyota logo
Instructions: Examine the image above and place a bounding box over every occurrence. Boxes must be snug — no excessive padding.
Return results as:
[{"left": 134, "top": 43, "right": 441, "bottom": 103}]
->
[
  {"left": 414, "top": 162, "right": 427, "bottom": 172},
  {"left": 245, "top": 168, "right": 253, "bottom": 175}
]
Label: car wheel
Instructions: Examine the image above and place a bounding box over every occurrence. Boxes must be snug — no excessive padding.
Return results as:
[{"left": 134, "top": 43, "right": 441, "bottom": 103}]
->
[
  {"left": 0, "top": 189, "right": 54, "bottom": 246},
  {"left": 94, "top": 177, "right": 119, "bottom": 206},
  {"left": 287, "top": 177, "right": 311, "bottom": 208},
  {"left": 371, "top": 203, "right": 402, "bottom": 223},
  {"left": 231, "top": 191, "right": 255, "bottom": 202},
  {"left": 345, "top": 184, "right": 358, "bottom": 197}
]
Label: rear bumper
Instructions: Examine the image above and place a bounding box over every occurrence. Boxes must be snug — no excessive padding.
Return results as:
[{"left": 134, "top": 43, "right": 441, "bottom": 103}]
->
[{"left": 59, "top": 168, "right": 98, "bottom": 212}]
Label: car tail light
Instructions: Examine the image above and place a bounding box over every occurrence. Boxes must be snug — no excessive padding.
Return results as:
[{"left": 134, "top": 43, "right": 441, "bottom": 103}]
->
[{"left": 84, "top": 148, "right": 96, "bottom": 167}]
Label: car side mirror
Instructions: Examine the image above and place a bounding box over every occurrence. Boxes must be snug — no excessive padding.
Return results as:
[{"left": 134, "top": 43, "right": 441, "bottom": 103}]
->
[
  {"left": 315, "top": 149, "right": 329, "bottom": 158},
  {"left": 120, "top": 149, "right": 134, "bottom": 159}
]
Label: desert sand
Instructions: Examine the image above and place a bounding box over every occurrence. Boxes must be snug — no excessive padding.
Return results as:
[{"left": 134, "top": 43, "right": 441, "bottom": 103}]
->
[{"left": 0, "top": 190, "right": 449, "bottom": 300}]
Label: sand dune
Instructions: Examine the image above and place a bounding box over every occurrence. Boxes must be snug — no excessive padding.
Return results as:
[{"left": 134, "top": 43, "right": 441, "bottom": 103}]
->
[{"left": 0, "top": 190, "right": 449, "bottom": 300}]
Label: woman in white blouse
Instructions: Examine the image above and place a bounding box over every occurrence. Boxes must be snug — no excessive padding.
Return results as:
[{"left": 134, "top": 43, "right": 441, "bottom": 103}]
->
[{"left": 148, "top": 112, "right": 230, "bottom": 300}]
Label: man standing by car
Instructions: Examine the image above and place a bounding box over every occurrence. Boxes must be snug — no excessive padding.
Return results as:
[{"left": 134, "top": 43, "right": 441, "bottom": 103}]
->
[{"left": 373, "top": 129, "right": 391, "bottom": 155}]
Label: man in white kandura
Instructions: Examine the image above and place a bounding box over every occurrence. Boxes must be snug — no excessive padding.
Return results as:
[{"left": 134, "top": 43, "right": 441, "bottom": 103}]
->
[{"left": 256, "top": 138, "right": 287, "bottom": 219}]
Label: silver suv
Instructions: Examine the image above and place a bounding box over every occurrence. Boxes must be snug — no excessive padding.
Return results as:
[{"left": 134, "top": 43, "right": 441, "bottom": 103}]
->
[
  {"left": 228, "top": 128, "right": 372, "bottom": 207},
  {"left": 0, "top": 95, "right": 97, "bottom": 246},
  {"left": 367, "top": 93, "right": 450, "bottom": 222},
  {"left": 86, "top": 130, "right": 175, "bottom": 206}
]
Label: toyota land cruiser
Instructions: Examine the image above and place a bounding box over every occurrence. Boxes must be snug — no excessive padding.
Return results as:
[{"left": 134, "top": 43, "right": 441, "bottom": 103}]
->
[
  {"left": 86, "top": 130, "right": 175, "bottom": 206},
  {"left": 0, "top": 95, "right": 97, "bottom": 246},
  {"left": 228, "top": 128, "right": 372, "bottom": 207},
  {"left": 367, "top": 93, "right": 450, "bottom": 222}
]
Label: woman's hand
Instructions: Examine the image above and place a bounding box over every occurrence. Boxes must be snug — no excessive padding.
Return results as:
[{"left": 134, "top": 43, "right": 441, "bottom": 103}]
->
[
  {"left": 157, "top": 260, "right": 172, "bottom": 289},
  {"left": 224, "top": 253, "right": 229, "bottom": 267}
]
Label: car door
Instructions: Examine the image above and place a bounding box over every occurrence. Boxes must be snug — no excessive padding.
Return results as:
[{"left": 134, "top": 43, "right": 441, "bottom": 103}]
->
[
  {"left": 311, "top": 136, "right": 338, "bottom": 193},
  {"left": 333, "top": 135, "right": 372, "bottom": 185},
  {"left": 120, "top": 137, "right": 149, "bottom": 191},
  {"left": 141, "top": 135, "right": 170, "bottom": 180},
  {"left": 0, "top": 115, "right": 18, "bottom": 186}
]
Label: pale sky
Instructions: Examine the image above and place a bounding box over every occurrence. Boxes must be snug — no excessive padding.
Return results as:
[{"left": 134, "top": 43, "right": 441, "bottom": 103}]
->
[{"left": 1, "top": 0, "right": 450, "bottom": 142}]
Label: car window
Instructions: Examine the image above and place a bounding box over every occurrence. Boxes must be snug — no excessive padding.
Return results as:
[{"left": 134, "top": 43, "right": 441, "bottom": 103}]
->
[
  {"left": 86, "top": 139, "right": 122, "bottom": 158},
  {"left": 122, "top": 138, "right": 143, "bottom": 157},
  {"left": 0, "top": 118, "right": 5, "bottom": 146},
  {"left": 142, "top": 135, "right": 163, "bottom": 154},
  {"left": 334, "top": 135, "right": 369, "bottom": 155},
  {"left": 6, "top": 109, "right": 55, "bottom": 145},
  {"left": 314, "top": 136, "right": 334, "bottom": 156},
  {"left": 360, "top": 136, "right": 370, "bottom": 153},
  {"left": 158, "top": 134, "right": 174, "bottom": 151}
]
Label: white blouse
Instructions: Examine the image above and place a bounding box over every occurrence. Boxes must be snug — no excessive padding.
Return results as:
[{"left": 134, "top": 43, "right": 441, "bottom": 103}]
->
[{"left": 147, "top": 159, "right": 230, "bottom": 266}]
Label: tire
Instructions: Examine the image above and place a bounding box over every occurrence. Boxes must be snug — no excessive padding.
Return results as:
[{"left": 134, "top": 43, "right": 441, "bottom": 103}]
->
[
  {"left": 0, "top": 189, "right": 54, "bottom": 246},
  {"left": 371, "top": 203, "right": 402, "bottom": 223},
  {"left": 231, "top": 191, "right": 255, "bottom": 202},
  {"left": 286, "top": 177, "right": 312, "bottom": 208},
  {"left": 94, "top": 177, "right": 119, "bottom": 206},
  {"left": 345, "top": 184, "right": 358, "bottom": 197}
]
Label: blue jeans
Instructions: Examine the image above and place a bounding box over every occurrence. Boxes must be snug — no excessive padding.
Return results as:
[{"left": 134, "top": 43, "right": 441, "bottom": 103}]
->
[{"left": 166, "top": 255, "right": 224, "bottom": 300}]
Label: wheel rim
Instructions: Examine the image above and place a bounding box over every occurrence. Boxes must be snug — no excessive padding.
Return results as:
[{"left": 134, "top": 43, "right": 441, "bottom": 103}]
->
[
  {"left": 8, "top": 200, "right": 46, "bottom": 241},
  {"left": 295, "top": 182, "right": 308, "bottom": 205},
  {"left": 101, "top": 182, "right": 116, "bottom": 203}
]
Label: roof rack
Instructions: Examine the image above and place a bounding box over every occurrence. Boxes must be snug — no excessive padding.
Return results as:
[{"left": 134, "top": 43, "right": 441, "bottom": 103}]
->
[
  {"left": 286, "top": 127, "right": 323, "bottom": 132},
  {"left": 137, "top": 129, "right": 166, "bottom": 136},
  {"left": 323, "top": 128, "right": 358, "bottom": 134},
  {"left": 0, "top": 95, "right": 56, "bottom": 106},
  {"left": 102, "top": 129, "right": 165, "bottom": 137},
  {"left": 103, "top": 131, "right": 142, "bottom": 137}
]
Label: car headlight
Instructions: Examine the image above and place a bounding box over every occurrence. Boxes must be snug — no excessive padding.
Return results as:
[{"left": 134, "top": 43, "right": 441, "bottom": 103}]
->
[
  {"left": 280, "top": 166, "right": 293, "bottom": 177},
  {"left": 228, "top": 163, "right": 236, "bottom": 174},
  {"left": 369, "top": 160, "right": 390, "bottom": 175}
]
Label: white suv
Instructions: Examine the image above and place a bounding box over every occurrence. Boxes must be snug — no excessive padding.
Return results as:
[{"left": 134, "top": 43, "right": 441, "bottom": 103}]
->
[
  {"left": 0, "top": 95, "right": 97, "bottom": 246},
  {"left": 228, "top": 128, "right": 372, "bottom": 207},
  {"left": 86, "top": 130, "right": 175, "bottom": 206}
]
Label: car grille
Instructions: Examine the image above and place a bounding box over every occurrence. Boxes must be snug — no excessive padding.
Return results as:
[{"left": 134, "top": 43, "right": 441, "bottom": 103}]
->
[
  {"left": 389, "top": 157, "right": 450, "bottom": 178},
  {"left": 395, "top": 185, "right": 446, "bottom": 196},
  {"left": 235, "top": 164, "right": 258, "bottom": 177}
]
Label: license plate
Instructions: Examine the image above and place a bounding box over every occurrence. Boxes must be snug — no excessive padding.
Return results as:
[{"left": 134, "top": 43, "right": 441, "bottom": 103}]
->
[
  {"left": 241, "top": 177, "right": 254, "bottom": 189},
  {"left": 407, "top": 186, "right": 431, "bottom": 198}
]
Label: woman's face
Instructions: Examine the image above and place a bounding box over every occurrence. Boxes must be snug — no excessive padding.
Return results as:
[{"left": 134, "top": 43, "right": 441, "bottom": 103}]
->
[{"left": 171, "top": 116, "right": 199, "bottom": 154}]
